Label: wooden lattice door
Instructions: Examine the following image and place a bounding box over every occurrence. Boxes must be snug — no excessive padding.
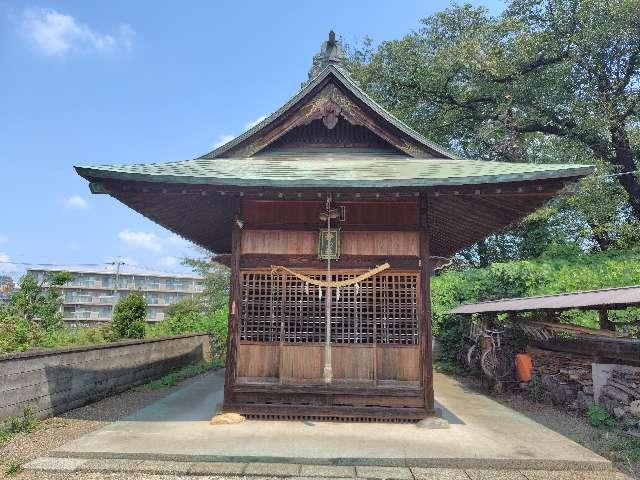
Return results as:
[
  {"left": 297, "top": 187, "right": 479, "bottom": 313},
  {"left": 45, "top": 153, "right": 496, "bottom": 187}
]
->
[{"left": 237, "top": 270, "right": 420, "bottom": 386}]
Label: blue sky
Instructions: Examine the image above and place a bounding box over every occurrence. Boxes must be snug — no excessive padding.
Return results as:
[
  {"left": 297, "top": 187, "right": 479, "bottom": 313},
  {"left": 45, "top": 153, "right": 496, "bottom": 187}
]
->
[{"left": 0, "top": 0, "right": 504, "bottom": 278}]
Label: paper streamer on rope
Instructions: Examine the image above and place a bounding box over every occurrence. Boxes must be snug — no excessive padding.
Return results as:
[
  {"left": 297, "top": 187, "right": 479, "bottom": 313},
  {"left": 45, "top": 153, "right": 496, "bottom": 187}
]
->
[{"left": 270, "top": 263, "right": 390, "bottom": 288}]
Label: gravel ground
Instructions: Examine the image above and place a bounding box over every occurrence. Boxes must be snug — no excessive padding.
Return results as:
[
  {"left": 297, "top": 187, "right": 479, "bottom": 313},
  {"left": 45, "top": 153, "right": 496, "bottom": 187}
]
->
[{"left": 0, "top": 372, "right": 216, "bottom": 480}]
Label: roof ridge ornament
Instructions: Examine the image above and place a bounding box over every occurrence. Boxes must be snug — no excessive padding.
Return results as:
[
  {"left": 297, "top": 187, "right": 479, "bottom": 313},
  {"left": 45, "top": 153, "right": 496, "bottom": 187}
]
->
[{"left": 307, "top": 30, "right": 348, "bottom": 82}]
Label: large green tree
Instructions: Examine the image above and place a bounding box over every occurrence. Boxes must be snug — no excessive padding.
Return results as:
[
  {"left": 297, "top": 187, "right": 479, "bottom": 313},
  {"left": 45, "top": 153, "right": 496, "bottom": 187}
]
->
[{"left": 349, "top": 0, "right": 640, "bottom": 261}]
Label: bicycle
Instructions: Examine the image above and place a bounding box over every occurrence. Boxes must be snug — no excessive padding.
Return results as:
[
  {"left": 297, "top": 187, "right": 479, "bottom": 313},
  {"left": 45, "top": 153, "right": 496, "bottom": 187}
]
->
[{"left": 466, "top": 323, "right": 515, "bottom": 382}]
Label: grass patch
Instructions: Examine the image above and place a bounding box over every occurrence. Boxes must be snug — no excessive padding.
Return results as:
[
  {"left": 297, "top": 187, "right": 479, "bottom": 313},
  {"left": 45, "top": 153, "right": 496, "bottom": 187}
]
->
[
  {"left": 4, "top": 459, "right": 23, "bottom": 476},
  {"left": 0, "top": 405, "right": 39, "bottom": 445},
  {"left": 433, "top": 359, "right": 468, "bottom": 376},
  {"left": 586, "top": 405, "right": 617, "bottom": 429},
  {"left": 142, "top": 359, "right": 223, "bottom": 390}
]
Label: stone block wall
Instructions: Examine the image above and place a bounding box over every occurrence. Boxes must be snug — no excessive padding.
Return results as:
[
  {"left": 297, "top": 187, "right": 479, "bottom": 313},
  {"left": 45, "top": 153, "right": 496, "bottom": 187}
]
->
[
  {"left": 0, "top": 334, "right": 212, "bottom": 421},
  {"left": 528, "top": 346, "right": 640, "bottom": 416},
  {"left": 527, "top": 346, "right": 594, "bottom": 410},
  {"left": 594, "top": 364, "right": 640, "bottom": 419}
]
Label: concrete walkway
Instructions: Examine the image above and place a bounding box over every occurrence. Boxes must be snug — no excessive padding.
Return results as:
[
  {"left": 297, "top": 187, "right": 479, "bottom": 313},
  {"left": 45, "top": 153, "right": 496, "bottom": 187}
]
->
[{"left": 41, "top": 369, "right": 611, "bottom": 471}]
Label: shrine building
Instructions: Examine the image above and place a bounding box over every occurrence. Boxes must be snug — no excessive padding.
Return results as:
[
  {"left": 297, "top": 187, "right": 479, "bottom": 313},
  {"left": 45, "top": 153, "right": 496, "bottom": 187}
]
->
[{"left": 76, "top": 32, "right": 593, "bottom": 421}]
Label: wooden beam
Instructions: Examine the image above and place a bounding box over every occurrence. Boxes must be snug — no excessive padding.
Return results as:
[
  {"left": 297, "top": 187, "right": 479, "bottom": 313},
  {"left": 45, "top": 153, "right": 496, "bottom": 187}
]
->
[
  {"left": 212, "top": 254, "right": 232, "bottom": 268},
  {"left": 223, "top": 206, "right": 243, "bottom": 411},
  {"left": 240, "top": 254, "right": 421, "bottom": 270},
  {"left": 419, "top": 195, "right": 435, "bottom": 415}
]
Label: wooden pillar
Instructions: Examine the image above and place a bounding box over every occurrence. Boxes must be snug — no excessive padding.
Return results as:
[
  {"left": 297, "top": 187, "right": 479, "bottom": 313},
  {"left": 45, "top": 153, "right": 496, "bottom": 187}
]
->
[
  {"left": 223, "top": 204, "right": 242, "bottom": 411},
  {"left": 419, "top": 195, "right": 434, "bottom": 414}
]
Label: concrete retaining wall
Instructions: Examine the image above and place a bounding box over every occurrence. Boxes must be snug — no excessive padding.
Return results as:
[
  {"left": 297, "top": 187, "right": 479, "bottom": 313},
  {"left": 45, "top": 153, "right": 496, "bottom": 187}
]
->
[{"left": 0, "top": 334, "right": 212, "bottom": 421}]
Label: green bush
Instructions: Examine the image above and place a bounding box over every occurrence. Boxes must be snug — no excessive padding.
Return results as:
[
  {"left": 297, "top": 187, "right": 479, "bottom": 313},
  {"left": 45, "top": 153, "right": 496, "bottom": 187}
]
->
[
  {"left": 586, "top": 405, "right": 616, "bottom": 428},
  {"left": 0, "top": 405, "right": 40, "bottom": 444},
  {"left": 0, "top": 314, "right": 39, "bottom": 354},
  {"left": 147, "top": 299, "right": 228, "bottom": 361},
  {"left": 37, "top": 323, "right": 113, "bottom": 349},
  {"left": 143, "top": 360, "right": 221, "bottom": 390},
  {"left": 111, "top": 292, "right": 147, "bottom": 340}
]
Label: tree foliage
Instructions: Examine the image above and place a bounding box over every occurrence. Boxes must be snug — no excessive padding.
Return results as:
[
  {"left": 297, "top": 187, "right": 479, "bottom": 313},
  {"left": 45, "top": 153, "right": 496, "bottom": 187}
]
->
[
  {"left": 111, "top": 292, "right": 147, "bottom": 340},
  {"left": 182, "top": 254, "right": 230, "bottom": 312},
  {"left": 348, "top": 0, "right": 640, "bottom": 263},
  {"left": 0, "top": 272, "right": 73, "bottom": 353}
]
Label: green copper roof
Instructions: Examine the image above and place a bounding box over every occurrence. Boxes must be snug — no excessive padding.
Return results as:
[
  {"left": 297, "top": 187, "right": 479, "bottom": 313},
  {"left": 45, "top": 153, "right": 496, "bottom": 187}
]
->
[{"left": 76, "top": 155, "right": 593, "bottom": 188}]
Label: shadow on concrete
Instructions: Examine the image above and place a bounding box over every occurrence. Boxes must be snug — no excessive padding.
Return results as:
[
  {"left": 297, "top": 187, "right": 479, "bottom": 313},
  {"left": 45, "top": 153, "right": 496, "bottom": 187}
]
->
[
  {"left": 434, "top": 400, "right": 464, "bottom": 425},
  {"left": 44, "top": 345, "right": 205, "bottom": 422}
]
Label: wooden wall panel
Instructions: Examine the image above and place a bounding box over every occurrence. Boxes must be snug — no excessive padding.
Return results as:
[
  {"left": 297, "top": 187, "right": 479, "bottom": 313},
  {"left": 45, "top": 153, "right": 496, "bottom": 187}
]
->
[
  {"left": 376, "top": 345, "right": 420, "bottom": 381},
  {"left": 243, "top": 200, "right": 419, "bottom": 227},
  {"left": 241, "top": 230, "right": 418, "bottom": 256},
  {"left": 241, "top": 230, "right": 316, "bottom": 254},
  {"left": 332, "top": 345, "right": 374, "bottom": 380},
  {"left": 342, "top": 231, "right": 419, "bottom": 256},
  {"left": 237, "top": 343, "right": 278, "bottom": 378},
  {"left": 279, "top": 345, "right": 323, "bottom": 383}
]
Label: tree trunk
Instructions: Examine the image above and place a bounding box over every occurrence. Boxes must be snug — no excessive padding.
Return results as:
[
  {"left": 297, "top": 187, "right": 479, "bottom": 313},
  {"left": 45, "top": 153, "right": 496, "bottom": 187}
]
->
[
  {"left": 476, "top": 239, "right": 490, "bottom": 268},
  {"left": 609, "top": 126, "right": 640, "bottom": 220}
]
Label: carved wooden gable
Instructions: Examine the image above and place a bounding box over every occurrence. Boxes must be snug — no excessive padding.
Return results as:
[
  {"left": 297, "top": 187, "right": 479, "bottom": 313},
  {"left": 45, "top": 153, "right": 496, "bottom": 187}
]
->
[{"left": 207, "top": 70, "right": 448, "bottom": 160}]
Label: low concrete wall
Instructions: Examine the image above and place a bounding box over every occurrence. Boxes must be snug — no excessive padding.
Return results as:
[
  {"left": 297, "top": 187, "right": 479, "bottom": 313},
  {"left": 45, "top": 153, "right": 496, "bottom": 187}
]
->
[{"left": 0, "top": 334, "right": 212, "bottom": 421}]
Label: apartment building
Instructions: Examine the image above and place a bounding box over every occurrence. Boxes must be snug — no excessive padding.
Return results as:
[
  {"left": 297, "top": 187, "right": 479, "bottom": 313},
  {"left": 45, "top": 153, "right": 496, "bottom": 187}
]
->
[
  {"left": 0, "top": 275, "right": 16, "bottom": 305},
  {"left": 26, "top": 266, "right": 203, "bottom": 323}
]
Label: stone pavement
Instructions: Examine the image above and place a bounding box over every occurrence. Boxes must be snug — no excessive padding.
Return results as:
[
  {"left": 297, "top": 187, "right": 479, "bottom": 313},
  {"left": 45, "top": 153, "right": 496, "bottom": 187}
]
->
[{"left": 24, "top": 456, "right": 631, "bottom": 479}]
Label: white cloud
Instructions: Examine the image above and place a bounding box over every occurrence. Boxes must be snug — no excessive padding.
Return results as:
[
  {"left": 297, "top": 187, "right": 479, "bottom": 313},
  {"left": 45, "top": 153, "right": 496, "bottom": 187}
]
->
[
  {"left": 211, "top": 115, "right": 267, "bottom": 151},
  {"left": 18, "top": 7, "right": 134, "bottom": 57},
  {"left": 158, "top": 256, "right": 179, "bottom": 268},
  {"left": 245, "top": 115, "right": 267, "bottom": 130},
  {"left": 166, "top": 234, "right": 188, "bottom": 246},
  {"left": 0, "top": 253, "right": 18, "bottom": 273},
  {"left": 117, "top": 230, "right": 193, "bottom": 255},
  {"left": 0, "top": 235, "right": 7, "bottom": 244},
  {"left": 64, "top": 195, "right": 90, "bottom": 210},
  {"left": 213, "top": 134, "right": 235, "bottom": 148},
  {"left": 119, "top": 256, "right": 139, "bottom": 266},
  {"left": 118, "top": 229, "right": 163, "bottom": 252}
]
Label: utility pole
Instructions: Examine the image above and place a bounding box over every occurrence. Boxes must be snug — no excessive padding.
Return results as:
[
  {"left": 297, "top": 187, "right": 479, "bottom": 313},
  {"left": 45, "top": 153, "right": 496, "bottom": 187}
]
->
[{"left": 108, "top": 260, "right": 125, "bottom": 317}]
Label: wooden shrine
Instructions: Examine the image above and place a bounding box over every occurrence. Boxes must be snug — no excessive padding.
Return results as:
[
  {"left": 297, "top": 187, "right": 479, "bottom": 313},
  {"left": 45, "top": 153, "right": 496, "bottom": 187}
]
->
[{"left": 76, "top": 32, "right": 592, "bottom": 421}]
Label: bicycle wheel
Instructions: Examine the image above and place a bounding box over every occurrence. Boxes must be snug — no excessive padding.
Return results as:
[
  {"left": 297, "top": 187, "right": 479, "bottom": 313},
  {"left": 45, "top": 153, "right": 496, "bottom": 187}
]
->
[
  {"left": 466, "top": 344, "right": 481, "bottom": 371},
  {"left": 480, "top": 348, "right": 497, "bottom": 380},
  {"left": 493, "top": 348, "right": 516, "bottom": 381}
]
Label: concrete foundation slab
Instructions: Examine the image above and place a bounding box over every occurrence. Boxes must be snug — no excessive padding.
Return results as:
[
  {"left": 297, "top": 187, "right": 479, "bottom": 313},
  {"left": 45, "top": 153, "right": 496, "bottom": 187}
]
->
[
  {"left": 53, "top": 369, "right": 611, "bottom": 470},
  {"left": 187, "top": 461, "right": 246, "bottom": 475},
  {"left": 24, "top": 457, "right": 88, "bottom": 472},
  {"left": 522, "top": 471, "right": 629, "bottom": 480},
  {"left": 465, "top": 470, "right": 527, "bottom": 480},
  {"left": 411, "top": 467, "right": 471, "bottom": 480},
  {"left": 80, "top": 458, "right": 142, "bottom": 472},
  {"left": 300, "top": 465, "right": 356, "bottom": 477},
  {"left": 244, "top": 462, "right": 302, "bottom": 476},
  {"left": 136, "top": 460, "right": 192, "bottom": 475},
  {"left": 355, "top": 466, "right": 413, "bottom": 479}
]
